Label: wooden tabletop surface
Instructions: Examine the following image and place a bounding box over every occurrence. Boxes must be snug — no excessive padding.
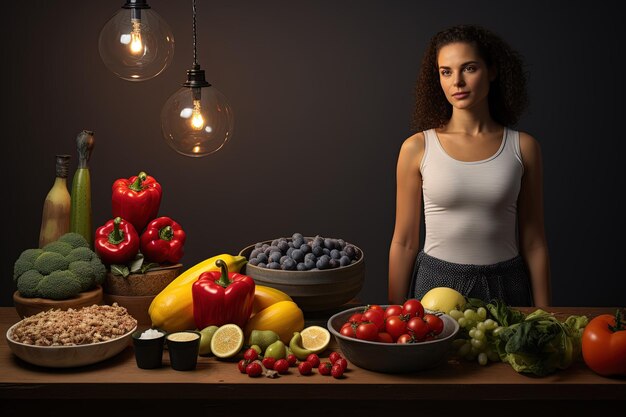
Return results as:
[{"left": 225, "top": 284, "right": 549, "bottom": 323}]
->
[{"left": 1, "top": 306, "right": 624, "bottom": 403}]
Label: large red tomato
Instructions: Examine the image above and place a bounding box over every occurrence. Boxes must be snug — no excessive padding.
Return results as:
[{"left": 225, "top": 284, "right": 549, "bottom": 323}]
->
[{"left": 581, "top": 311, "right": 626, "bottom": 377}]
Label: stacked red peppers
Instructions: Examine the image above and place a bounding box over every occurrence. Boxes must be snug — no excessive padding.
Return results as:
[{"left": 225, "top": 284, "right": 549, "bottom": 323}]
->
[{"left": 95, "top": 172, "right": 186, "bottom": 273}]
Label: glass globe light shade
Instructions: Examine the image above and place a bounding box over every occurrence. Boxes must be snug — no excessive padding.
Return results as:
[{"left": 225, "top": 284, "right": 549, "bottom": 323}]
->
[
  {"left": 98, "top": 5, "right": 174, "bottom": 81},
  {"left": 161, "top": 86, "right": 234, "bottom": 157}
]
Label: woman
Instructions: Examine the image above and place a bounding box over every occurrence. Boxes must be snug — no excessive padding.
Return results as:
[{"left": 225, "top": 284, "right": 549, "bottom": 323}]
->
[{"left": 388, "top": 24, "right": 551, "bottom": 307}]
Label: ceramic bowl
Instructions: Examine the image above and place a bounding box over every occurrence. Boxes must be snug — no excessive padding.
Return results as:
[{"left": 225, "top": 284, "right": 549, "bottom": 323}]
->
[
  {"left": 239, "top": 237, "right": 365, "bottom": 312},
  {"left": 327, "top": 306, "right": 460, "bottom": 373},
  {"left": 6, "top": 320, "right": 136, "bottom": 368}
]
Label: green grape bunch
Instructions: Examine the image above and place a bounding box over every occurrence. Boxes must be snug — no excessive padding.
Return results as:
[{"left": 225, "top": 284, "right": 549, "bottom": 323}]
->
[{"left": 449, "top": 306, "right": 502, "bottom": 366}]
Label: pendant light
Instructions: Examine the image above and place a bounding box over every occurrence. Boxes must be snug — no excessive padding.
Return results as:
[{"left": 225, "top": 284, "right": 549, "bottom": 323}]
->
[
  {"left": 99, "top": 0, "right": 175, "bottom": 81},
  {"left": 161, "top": 0, "right": 234, "bottom": 157}
]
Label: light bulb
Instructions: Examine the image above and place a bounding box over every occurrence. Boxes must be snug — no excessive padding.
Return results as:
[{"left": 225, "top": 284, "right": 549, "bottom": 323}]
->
[
  {"left": 129, "top": 19, "right": 144, "bottom": 55},
  {"left": 99, "top": 0, "right": 174, "bottom": 81},
  {"left": 190, "top": 100, "right": 205, "bottom": 130},
  {"left": 162, "top": 86, "right": 234, "bottom": 158}
]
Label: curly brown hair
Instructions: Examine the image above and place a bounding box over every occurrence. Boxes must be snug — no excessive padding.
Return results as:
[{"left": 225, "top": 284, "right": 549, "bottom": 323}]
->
[{"left": 412, "top": 24, "right": 528, "bottom": 132}]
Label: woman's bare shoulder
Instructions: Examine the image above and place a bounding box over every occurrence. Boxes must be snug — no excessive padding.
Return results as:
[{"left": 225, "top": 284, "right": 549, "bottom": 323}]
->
[
  {"left": 400, "top": 131, "right": 426, "bottom": 155},
  {"left": 517, "top": 131, "right": 542, "bottom": 166}
]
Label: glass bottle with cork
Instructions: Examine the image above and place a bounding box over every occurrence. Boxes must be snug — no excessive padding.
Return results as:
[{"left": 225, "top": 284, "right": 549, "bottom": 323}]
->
[{"left": 39, "top": 154, "right": 72, "bottom": 248}]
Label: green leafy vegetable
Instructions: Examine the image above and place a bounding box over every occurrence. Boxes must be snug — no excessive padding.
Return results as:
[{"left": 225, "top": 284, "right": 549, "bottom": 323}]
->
[{"left": 494, "top": 309, "right": 588, "bottom": 376}]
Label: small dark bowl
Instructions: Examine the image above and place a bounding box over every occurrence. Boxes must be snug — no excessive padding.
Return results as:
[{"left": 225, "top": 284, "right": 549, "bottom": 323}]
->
[
  {"left": 132, "top": 329, "right": 166, "bottom": 369},
  {"left": 327, "top": 306, "right": 460, "bottom": 373}
]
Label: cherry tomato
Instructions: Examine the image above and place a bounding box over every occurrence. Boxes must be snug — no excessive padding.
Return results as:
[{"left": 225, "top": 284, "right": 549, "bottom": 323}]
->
[
  {"left": 340, "top": 322, "right": 356, "bottom": 338},
  {"left": 366, "top": 304, "right": 384, "bottom": 312},
  {"left": 335, "top": 358, "right": 348, "bottom": 371},
  {"left": 348, "top": 313, "right": 364, "bottom": 324},
  {"left": 243, "top": 348, "right": 258, "bottom": 362},
  {"left": 329, "top": 352, "right": 342, "bottom": 364},
  {"left": 287, "top": 353, "right": 298, "bottom": 367},
  {"left": 262, "top": 356, "right": 276, "bottom": 370},
  {"left": 356, "top": 322, "right": 379, "bottom": 341},
  {"left": 331, "top": 363, "right": 344, "bottom": 378},
  {"left": 377, "top": 332, "right": 394, "bottom": 343},
  {"left": 396, "top": 333, "right": 415, "bottom": 344},
  {"left": 361, "top": 309, "right": 385, "bottom": 332},
  {"left": 274, "top": 359, "right": 290, "bottom": 374},
  {"left": 306, "top": 353, "right": 320, "bottom": 368},
  {"left": 402, "top": 298, "right": 425, "bottom": 319},
  {"left": 318, "top": 361, "right": 332, "bottom": 375},
  {"left": 246, "top": 361, "right": 262, "bottom": 377},
  {"left": 582, "top": 311, "right": 626, "bottom": 376},
  {"left": 384, "top": 304, "right": 404, "bottom": 319},
  {"left": 238, "top": 359, "right": 249, "bottom": 373},
  {"left": 406, "top": 316, "right": 430, "bottom": 341},
  {"left": 385, "top": 315, "right": 407, "bottom": 341},
  {"left": 298, "top": 361, "right": 313, "bottom": 375},
  {"left": 423, "top": 313, "right": 444, "bottom": 335}
]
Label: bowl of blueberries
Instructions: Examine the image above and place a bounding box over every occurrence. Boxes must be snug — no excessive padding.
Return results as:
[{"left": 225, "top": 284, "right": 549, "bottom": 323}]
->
[{"left": 239, "top": 233, "right": 365, "bottom": 312}]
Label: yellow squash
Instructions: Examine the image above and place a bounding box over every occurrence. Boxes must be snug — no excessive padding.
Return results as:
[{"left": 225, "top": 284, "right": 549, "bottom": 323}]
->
[
  {"left": 244, "top": 300, "right": 304, "bottom": 345},
  {"left": 148, "top": 254, "right": 247, "bottom": 332},
  {"left": 251, "top": 285, "right": 293, "bottom": 315}
]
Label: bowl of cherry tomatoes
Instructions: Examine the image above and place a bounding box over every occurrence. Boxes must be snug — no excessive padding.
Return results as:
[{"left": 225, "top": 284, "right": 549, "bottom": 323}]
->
[{"left": 327, "top": 299, "right": 460, "bottom": 373}]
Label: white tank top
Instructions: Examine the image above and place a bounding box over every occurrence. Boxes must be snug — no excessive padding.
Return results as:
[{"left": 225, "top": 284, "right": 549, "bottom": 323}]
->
[{"left": 421, "top": 127, "right": 524, "bottom": 265}]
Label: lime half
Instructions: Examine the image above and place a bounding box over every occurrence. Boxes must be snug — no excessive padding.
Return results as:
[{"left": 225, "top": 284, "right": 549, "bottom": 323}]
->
[
  {"left": 210, "top": 324, "right": 244, "bottom": 359},
  {"left": 300, "top": 325, "right": 331, "bottom": 354}
]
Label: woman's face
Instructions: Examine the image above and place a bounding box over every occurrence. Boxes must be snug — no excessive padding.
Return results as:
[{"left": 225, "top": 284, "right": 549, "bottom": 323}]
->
[{"left": 437, "top": 42, "right": 495, "bottom": 111}]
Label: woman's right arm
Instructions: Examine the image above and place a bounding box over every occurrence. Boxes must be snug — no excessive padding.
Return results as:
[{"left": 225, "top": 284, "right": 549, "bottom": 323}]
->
[{"left": 388, "top": 133, "right": 425, "bottom": 305}]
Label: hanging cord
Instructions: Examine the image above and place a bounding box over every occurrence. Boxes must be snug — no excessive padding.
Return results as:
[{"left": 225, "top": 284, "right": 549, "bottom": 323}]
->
[{"left": 192, "top": 0, "right": 198, "bottom": 68}]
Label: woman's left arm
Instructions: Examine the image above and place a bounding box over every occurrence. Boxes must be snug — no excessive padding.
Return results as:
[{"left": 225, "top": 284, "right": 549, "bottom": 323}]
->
[{"left": 518, "top": 132, "right": 552, "bottom": 307}]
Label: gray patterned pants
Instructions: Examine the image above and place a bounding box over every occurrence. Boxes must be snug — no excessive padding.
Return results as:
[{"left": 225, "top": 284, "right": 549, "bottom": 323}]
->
[{"left": 409, "top": 251, "right": 534, "bottom": 306}]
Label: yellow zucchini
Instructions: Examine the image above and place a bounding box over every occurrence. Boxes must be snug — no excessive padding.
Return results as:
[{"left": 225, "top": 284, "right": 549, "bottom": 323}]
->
[
  {"left": 244, "top": 300, "right": 304, "bottom": 345},
  {"left": 148, "top": 254, "right": 247, "bottom": 332},
  {"left": 251, "top": 285, "right": 293, "bottom": 315}
]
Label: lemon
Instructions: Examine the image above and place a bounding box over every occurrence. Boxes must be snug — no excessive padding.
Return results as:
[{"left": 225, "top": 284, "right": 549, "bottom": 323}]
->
[
  {"left": 210, "top": 324, "right": 244, "bottom": 359},
  {"left": 300, "top": 325, "right": 331, "bottom": 354},
  {"left": 420, "top": 287, "right": 466, "bottom": 314}
]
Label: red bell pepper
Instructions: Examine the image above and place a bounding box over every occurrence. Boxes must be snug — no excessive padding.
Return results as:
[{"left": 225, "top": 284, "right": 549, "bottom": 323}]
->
[
  {"left": 111, "top": 171, "right": 162, "bottom": 233},
  {"left": 94, "top": 217, "right": 140, "bottom": 265},
  {"left": 140, "top": 216, "right": 186, "bottom": 264},
  {"left": 192, "top": 259, "right": 255, "bottom": 329}
]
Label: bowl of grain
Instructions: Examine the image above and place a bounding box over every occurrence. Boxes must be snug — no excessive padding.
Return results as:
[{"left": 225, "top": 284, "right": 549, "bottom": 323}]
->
[{"left": 5, "top": 303, "right": 137, "bottom": 368}]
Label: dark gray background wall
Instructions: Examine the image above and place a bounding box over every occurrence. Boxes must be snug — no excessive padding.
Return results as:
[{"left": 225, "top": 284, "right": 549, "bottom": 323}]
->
[{"left": 1, "top": 0, "right": 624, "bottom": 307}]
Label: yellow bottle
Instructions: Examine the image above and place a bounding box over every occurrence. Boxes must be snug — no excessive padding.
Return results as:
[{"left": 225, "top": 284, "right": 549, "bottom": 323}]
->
[{"left": 39, "top": 154, "right": 72, "bottom": 248}]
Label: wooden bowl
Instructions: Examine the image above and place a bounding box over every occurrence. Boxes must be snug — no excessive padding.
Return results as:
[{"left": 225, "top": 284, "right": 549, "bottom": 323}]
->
[
  {"left": 239, "top": 238, "right": 365, "bottom": 312},
  {"left": 101, "top": 264, "right": 182, "bottom": 327},
  {"left": 13, "top": 286, "right": 103, "bottom": 319},
  {"left": 103, "top": 263, "right": 182, "bottom": 296},
  {"left": 103, "top": 293, "right": 155, "bottom": 327}
]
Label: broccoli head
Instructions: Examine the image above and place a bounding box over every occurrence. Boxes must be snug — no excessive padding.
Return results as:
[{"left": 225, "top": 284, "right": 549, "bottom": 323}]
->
[
  {"left": 58, "top": 232, "right": 89, "bottom": 249},
  {"left": 16, "top": 270, "right": 44, "bottom": 298},
  {"left": 91, "top": 257, "right": 107, "bottom": 285},
  {"left": 34, "top": 251, "right": 70, "bottom": 275},
  {"left": 13, "top": 248, "right": 44, "bottom": 281},
  {"left": 36, "top": 270, "right": 82, "bottom": 300},
  {"left": 13, "top": 233, "right": 106, "bottom": 300},
  {"left": 68, "top": 261, "right": 96, "bottom": 292},
  {"left": 66, "top": 247, "right": 95, "bottom": 263},
  {"left": 42, "top": 241, "right": 74, "bottom": 257}
]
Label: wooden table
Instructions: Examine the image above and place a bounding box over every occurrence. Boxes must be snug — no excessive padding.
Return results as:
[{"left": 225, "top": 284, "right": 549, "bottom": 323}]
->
[{"left": 1, "top": 306, "right": 624, "bottom": 415}]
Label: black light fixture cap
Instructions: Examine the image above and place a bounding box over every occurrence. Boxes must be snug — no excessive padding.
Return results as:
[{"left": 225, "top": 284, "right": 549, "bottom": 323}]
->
[
  {"left": 183, "top": 65, "right": 211, "bottom": 88},
  {"left": 123, "top": 0, "right": 151, "bottom": 9}
]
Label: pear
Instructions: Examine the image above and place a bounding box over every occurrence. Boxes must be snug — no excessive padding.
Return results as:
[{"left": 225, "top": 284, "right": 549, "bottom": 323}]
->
[
  {"left": 264, "top": 340, "right": 287, "bottom": 360},
  {"left": 248, "top": 329, "right": 280, "bottom": 352},
  {"left": 198, "top": 325, "right": 219, "bottom": 356}
]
